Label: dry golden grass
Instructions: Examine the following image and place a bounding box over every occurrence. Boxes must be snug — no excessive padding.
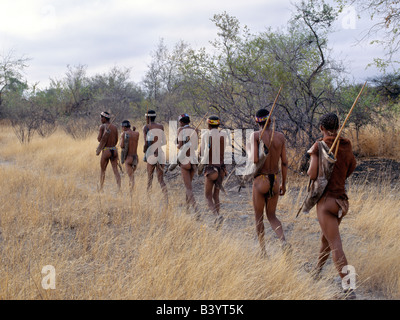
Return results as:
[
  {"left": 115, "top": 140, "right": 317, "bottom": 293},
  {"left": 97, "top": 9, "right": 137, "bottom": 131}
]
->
[
  {"left": 0, "top": 124, "right": 399, "bottom": 300},
  {"left": 347, "top": 120, "right": 400, "bottom": 159}
]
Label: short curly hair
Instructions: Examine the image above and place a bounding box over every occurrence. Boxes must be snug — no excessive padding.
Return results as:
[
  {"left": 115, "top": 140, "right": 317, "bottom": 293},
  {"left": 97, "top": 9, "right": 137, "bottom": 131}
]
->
[{"left": 319, "top": 113, "right": 339, "bottom": 131}]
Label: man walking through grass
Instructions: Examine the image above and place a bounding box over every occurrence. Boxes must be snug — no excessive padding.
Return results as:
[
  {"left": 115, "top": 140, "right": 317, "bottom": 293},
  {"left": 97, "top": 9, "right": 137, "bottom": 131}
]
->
[
  {"left": 199, "top": 115, "right": 227, "bottom": 230},
  {"left": 175, "top": 113, "right": 200, "bottom": 216},
  {"left": 251, "top": 108, "right": 288, "bottom": 256},
  {"left": 306, "top": 112, "right": 357, "bottom": 299},
  {"left": 143, "top": 110, "right": 168, "bottom": 203},
  {"left": 97, "top": 111, "right": 121, "bottom": 192},
  {"left": 120, "top": 120, "right": 139, "bottom": 192}
]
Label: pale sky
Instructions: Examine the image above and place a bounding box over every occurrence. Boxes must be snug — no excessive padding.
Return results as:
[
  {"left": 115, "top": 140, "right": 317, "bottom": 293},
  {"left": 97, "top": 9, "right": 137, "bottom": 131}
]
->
[{"left": 0, "top": 0, "right": 386, "bottom": 90}]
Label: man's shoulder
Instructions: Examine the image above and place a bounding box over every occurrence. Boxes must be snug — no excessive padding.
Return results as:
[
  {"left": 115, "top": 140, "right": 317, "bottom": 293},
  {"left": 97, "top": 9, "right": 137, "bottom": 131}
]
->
[
  {"left": 145, "top": 123, "right": 164, "bottom": 130},
  {"left": 219, "top": 131, "right": 227, "bottom": 140},
  {"left": 340, "top": 137, "right": 352, "bottom": 146},
  {"left": 308, "top": 141, "right": 320, "bottom": 155},
  {"left": 108, "top": 124, "right": 118, "bottom": 133},
  {"left": 274, "top": 131, "right": 286, "bottom": 141}
]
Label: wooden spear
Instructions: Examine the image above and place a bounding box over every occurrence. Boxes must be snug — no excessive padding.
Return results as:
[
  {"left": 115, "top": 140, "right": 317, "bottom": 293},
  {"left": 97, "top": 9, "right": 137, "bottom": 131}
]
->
[
  {"left": 190, "top": 111, "right": 209, "bottom": 140},
  {"left": 328, "top": 81, "right": 367, "bottom": 155},
  {"left": 259, "top": 85, "right": 283, "bottom": 141},
  {"left": 145, "top": 101, "right": 149, "bottom": 125}
]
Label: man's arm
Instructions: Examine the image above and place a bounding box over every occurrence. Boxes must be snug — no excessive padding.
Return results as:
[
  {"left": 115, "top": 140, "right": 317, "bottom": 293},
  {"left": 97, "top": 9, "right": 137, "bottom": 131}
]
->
[
  {"left": 177, "top": 127, "right": 183, "bottom": 149},
  {"left": 280, "top": 137, "right": 288, "bottom": 196},
  {"left": 252, "top": 131, "right": 259, "bottom": 164},
  {"left": 307, "top": 143, "right": 319, "bottom": 180},
  {"left": 347, "top": 156, "right": 357, "bottom": 178},
  {"left": 219, "top": 134, "right": 225, "bottom": 165},
  {"left": 199, "top": 131, "right": 207, "bottom": 158},
  {"left": 120, "top": 132, "right": 125, "bottom": 149},
  {"left": 132, "top": 132, "right": 139, "bottom": 155},
  {"left": 115, "top": 125, "right": 119, "bottom": 145},
  {"left": 160, "top": 125, "right": 167, "bottom": 147},
  {"left": 97, "top": 125, "right": 104, "bottom": 142},
  {"left": 142, "top": 125, "right": 149, "bottom": 153}
]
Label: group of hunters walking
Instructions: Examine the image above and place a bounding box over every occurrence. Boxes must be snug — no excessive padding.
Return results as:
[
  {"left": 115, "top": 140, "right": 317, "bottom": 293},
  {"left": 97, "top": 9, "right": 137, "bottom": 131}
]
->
[{"left": 97, "top": 98, "right": 358, "bottom": 299}]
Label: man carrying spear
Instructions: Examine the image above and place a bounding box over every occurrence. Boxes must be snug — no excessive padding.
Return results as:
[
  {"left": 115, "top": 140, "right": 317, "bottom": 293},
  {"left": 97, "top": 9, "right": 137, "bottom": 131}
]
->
[
  {"left": 306, "top": 112, "right": 357, "bottom": 298},
  {"left": 251, "top": 107, "right": 288, "bottom": 256},
  {"left": 302, "top": 83, "right": 365, "bottom": 300}
]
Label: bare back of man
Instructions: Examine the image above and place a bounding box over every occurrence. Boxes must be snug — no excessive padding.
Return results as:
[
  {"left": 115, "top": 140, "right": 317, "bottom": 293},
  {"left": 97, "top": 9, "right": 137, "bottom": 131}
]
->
[
  {"left": 98, "top": 118, "right": 121, "bottom": 192},
  {"left": 120, "top": 122, "right": 139, "bottom": 191},
  {"left": 252, "top": 112, "right": 288, "bottom": 255}
]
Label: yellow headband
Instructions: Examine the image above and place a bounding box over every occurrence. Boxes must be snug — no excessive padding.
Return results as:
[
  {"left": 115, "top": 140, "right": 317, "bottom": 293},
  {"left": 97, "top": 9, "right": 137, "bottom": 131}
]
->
[{"left": 207, "top": 119, "right": 220, "bottom": 125}]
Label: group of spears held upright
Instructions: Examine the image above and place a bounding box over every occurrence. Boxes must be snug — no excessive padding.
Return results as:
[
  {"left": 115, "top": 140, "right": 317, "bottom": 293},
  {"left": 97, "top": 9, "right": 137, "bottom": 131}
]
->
[{"left": 96, "top": 84, "right": 366, "bottom": 300}]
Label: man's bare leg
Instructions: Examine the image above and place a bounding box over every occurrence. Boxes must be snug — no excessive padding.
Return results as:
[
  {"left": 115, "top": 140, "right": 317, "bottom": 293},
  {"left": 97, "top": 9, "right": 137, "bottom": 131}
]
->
[
  {"left": 252, "top": 182, "right": 267, "bottom": 256},
  {"left": 156, "top": 164, "right": 168, "bottom": 203},
  {"left": 110, "top": 158, "right": 121, "bottom": 192},
  {"left": 212, "top": 187, "right": 221, "bottom": 214},
  {"left": 205, "top": 171, "right": 224, "bottom": 229},
  {"left": 125, "top": 156, "right": 136, "bottom": 192},
  {"left": 205, "top": 172, "right": 218, "bottom": 214},
  {"left": 99, "top": 152, "right": 109, "bottom": 192},
  {"left": 253, "top": 175, "right": 286, "bottom": 243},
  {"left": 129, "top": 167, "right": 136, "bottom": 191},
  {"left": 313, "top": 234, "right": 331, "bottom": 279},
  {"left": 316, "top": 197, "right": 348, "bottom": 278},
  {"left": 181, "top": 166, "right": 198, "bottom": 212},
  {"left": 212, "top": 185, "right": 224, "bottom": 229},
  {"left": 265, "top": 194, "right": 285, "bottom": 242},
  {"left": 147, "top": 163, "right": 155, "bottom": 191}
]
